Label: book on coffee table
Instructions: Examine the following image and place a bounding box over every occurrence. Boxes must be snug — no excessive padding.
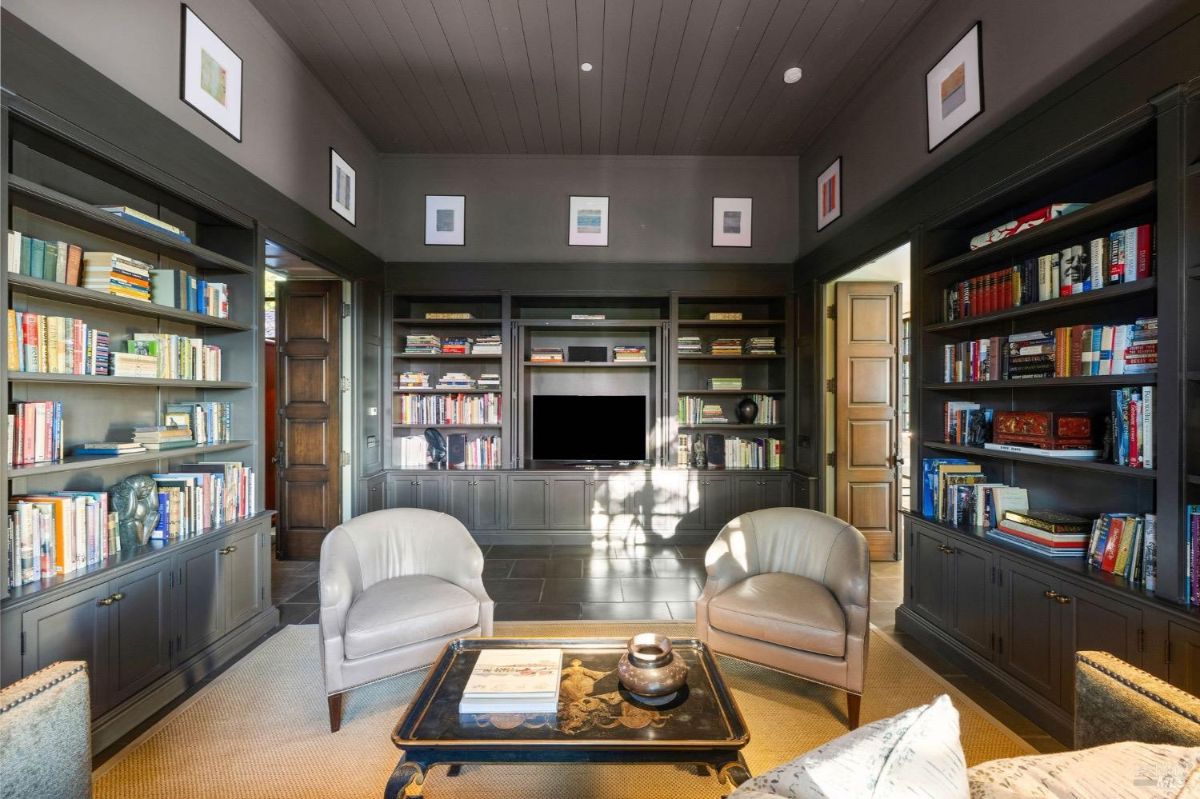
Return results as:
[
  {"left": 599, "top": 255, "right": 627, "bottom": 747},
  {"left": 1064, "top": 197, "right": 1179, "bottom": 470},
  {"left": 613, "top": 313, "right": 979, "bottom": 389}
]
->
[{"left": 458, "top": 648, "right": 562, "bottom": 714}]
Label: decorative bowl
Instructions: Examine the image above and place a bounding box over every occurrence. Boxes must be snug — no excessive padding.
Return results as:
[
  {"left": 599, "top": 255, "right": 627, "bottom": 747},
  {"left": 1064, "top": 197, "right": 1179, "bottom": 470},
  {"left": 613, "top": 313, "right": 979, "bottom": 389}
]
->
[{"left": 616, "top": 632, "right": 688, "bottom": 698}]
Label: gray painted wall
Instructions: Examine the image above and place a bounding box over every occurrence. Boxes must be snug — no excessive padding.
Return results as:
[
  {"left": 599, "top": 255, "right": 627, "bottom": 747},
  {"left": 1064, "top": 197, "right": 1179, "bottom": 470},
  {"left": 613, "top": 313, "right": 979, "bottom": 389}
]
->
[
  {"left": 794, "top": 0, "right": 1182, "bottom": 258},
  {"left": 4, "top": 0, "right": 380, "bottom": 254},
  {"left": 380, "top": 154, "right": 799, "bottom": 263}
]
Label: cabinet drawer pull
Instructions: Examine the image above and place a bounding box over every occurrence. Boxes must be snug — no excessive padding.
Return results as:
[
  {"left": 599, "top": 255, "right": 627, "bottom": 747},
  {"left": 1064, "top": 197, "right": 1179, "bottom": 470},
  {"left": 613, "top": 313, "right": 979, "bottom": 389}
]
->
[
  {"left": 938, "top": 544, "right": 954, "bottom": 555},
  {"left": 219, "top": 545, "right": 238, "bottom": 555},
  {"left": 1043, "top": 590, "right": 1060, "bottom": 600},
  {"left": 110, "top": 592, "right": 125, "bottom": 602},
  {"left": 1054, "top": 595, "right": 1072, "bottom": 605},
  {"left": 97, "top": 596, "right": 115, "bottom": 606}
]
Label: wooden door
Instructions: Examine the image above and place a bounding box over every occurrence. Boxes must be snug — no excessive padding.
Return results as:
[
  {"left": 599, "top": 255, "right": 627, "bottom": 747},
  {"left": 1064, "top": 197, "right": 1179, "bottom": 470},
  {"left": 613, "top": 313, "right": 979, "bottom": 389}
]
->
[
  {"left": 508, "top": 477, "right": 549, "bottom": 528},
  {"left": 733, "top": 477, "right": 765, "bottom": 518},
  {"left": 223, "top": 527, "right": 264, "bottom": 629},
  {"left": 701, "top": 475, "right": 733, "bottom": 530},
  {"left": 21, "top": 583, "right": 112, "bottom": 716},
  {"left": 277, "top": 280, "right": 342, "bottom": 559},
  {"left": 834, "top": 282, "right": 900, "bottom": 560},
  {"left": 1059, "top": 584, "right": 1142, "bottom": 707},
  {"left": 178, "top": 537, "right": 227, "bottom": 659},
  {"left": 997, "top": 559, "right": 1061, "bottom": 703},
  {"left": 550, "top": 476, "right": 591, "bottom": 529},
  {"left": 108, "top": 562, "right": 172, "bottom": 705},
  {"left": 472, "top": 476, "right": 502, "bottom": 530},
  {"left": 947, "top": 539, "right": 994, "bottom": 660},
  {"left": 446, "top": 477, "right": 474, "bottom": 528},
  {"left": 910, "top": 526, "right": 949, "bottom": 627},
  {"left": 1167, "top": 622, "right": 1200, "bottom": 694}
]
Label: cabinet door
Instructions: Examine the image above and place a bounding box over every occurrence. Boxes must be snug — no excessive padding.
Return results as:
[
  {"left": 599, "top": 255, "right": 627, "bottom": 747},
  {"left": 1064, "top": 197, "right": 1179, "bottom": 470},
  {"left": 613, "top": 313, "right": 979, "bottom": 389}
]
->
[
  {"left": 388, "top": 475, "right": 442, "bottom": 510},
  {"left": 367, "top": 475, "right": 385, "bottom": 513},
  {"left": 550, "top": 476, "right": 591, "bottom": 529},
  {"left": 224, "top": 527, "right": 264, "bottom": 630},
  {"left": 508, "top": 477, "right": 549, "bottom": 528},
  {"left": 471, "top": 477, "right": 502, "bottom": 530},
  {"left": 178, "top": 536, "right": 226, "bottom": 659},
  {"left": 108, "top": 562, "right": 172, "bottom": 705},
  {"left": 701, "top": 475, "right": 733, "bottom": 530},
  {"left": 761, "top": 476, "right": 791, "bottom": 510},
  {"left": 997, "top": 558, "right": 1061, "bottom": 703},
  {"left": 947, "top": 539, "right": 994, "bottom": 660},
  {"left": 1167, "top": 622, "right": 1200, "bottom": 695},
  {"left": 21, "top": 582, "right": 112, "bottom": 716},
  {"left": 910, "top": 526, "right": 949, "bottom": 627},
  {"left": 1058, "top": 584, "right": 1143, "bottom": 708},
  {"left": 412, "top": 476, "right": 444, "bottom": 512},
  {"left": 676, "top": 476, "right": 705, "bottom": 531},
  {"left": 446, "top": 477, "right": 474, "bottom": 528},
  {"left": 733, "top": 477, "right": 764, "bottom": 518}
]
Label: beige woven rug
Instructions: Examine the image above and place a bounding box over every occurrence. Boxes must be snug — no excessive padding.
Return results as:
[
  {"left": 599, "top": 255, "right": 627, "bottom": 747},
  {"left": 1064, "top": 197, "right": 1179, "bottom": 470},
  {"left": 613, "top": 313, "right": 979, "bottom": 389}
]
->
[{"left": 95, "top": 622, "right": 1034, "bottom": 798}]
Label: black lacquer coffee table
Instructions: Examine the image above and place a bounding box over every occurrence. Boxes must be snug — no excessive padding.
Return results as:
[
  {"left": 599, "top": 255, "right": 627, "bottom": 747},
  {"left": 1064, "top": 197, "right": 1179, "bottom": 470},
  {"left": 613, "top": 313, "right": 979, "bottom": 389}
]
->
[{"left": 386, "top": 637, "right": 751, "bottom": 798}]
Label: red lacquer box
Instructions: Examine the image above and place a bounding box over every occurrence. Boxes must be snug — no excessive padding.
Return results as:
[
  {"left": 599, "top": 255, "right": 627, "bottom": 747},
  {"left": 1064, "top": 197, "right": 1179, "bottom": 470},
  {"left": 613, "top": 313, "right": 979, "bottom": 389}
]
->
[{"left": 992, "top": 411, "right": 1094, "bottom": 450}]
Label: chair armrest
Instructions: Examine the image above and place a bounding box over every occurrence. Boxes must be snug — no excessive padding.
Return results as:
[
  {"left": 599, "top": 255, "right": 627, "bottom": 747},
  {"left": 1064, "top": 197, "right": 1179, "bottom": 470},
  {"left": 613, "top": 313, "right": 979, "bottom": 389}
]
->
[
  {"left": 704, "top": 521, "right": 755, "bottom": 595},
  {"left": 318, "top": 530, "right": 364, "bottom": 639},
  {"left": 1075, "top": 650, "right": 1200, "bottom": 748}
]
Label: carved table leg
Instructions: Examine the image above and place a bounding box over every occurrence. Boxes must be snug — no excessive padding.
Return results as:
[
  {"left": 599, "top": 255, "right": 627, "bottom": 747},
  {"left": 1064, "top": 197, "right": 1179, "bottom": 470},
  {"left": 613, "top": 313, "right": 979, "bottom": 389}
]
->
[
  {"left": 383, "top": 758, "right": 426, "bottom": 799},
  {"left": 446, "top": 764, "right": 463, "bottom": 777},
  {"left": 717, "top": 755, "right": 752, "bottom": 798}
]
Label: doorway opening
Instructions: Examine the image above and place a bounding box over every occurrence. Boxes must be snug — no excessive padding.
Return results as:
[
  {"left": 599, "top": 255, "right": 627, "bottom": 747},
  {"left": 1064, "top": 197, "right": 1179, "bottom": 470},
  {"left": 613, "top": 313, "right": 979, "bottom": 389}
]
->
[
  {"left": 264, "top": 239, "right": 352, "bottom": 560},
  {"left": 822, "top": 242, "right": 911, "bottom": 561}
]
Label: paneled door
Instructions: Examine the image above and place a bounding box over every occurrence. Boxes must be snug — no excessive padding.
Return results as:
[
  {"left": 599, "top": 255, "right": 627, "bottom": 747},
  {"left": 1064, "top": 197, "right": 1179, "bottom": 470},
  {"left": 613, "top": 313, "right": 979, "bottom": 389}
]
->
[
  {"left": 277, "top": 280, "right": 343, "bottom": 559},
  {"left": 834, "top": 281, "right": 900, "bottom": 560}
]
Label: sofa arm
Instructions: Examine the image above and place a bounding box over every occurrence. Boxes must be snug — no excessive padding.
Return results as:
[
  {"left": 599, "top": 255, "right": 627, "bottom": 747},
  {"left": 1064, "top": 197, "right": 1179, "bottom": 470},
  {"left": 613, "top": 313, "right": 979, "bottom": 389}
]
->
[
  {"left": 0, "top": 661, "right": 92, "bottom": 799},
  {"left": 1074, "top": 650, "right": 1200, "bottom": 749}
]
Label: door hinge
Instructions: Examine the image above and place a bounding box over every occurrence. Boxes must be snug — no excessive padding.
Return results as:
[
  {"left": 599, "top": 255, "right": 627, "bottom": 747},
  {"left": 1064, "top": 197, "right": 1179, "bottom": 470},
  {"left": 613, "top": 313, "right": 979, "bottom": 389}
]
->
[
  {"left": 826, "top": 304, "right": 836, "bottom": 320},
  {"left": 825, "top": 377, "right": 836, "bottom": 393},
  {"left": 340, "top": 451, "right": 351, "bottom": 467},
  {"left": 20, "top": 631, "right": 26, "bottom": 657},
  {"left": 826, "top": 452, "right": 836, "bottom": 467},
  {"left": 340, "top": 376, "right": 351, "bottom": 392},
  {"left": 341, "top": 302, "right": 352, "bottom": 319},
  {"left": 1137, "top": 628, "right": 1145, "bottom": 653}
]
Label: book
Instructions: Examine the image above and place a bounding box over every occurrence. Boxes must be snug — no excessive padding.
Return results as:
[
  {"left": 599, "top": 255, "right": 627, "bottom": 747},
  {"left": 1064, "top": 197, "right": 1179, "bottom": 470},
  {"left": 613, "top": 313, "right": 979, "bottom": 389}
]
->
[
  {"left": 459, "top": 648, "right": 562, "bottom": 714},
  {"left": 1001, "top": 510, "right": 1090, "bottom": 534},
  {"left": 96, "top": 206, "right": 191, "bottom": 241},
  {"left": 982, "top": 442, "right": 1101, "bottom": 458}
]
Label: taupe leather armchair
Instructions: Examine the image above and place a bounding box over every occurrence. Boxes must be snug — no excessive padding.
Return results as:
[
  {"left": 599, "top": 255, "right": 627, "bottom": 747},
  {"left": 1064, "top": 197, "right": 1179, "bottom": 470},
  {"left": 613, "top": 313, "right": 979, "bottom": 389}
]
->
[
  {"left": 696, "top": 508, "right": 870, "bottom": 728},
  {"left": 319, "top": 508, "right": 494, "bottom": 732}
]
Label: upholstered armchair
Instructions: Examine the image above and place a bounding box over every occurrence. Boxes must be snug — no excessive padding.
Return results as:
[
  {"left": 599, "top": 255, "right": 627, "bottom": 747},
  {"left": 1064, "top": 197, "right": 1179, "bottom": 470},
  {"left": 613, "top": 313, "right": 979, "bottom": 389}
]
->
[
  {"left": 0, "top": 660, "right": 92, "bottom": 799},
  {"left": 696, "top": 508, "right": 870, "bottom": 728},
  {"left": 319, "top": 508, "right": 494, "bottom": 732}
]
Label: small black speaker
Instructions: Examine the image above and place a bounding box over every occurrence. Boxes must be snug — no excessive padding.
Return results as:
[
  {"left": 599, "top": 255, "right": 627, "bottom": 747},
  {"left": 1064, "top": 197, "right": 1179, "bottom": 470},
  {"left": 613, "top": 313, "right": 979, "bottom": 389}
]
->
[
  {"left": 567, "top": 345, "right": 609, "bottom": 363},
  {"left": 704, "top": 434, "right": 726, "bottom": 469},
  {"left": 447, "top": 433, "right": 466, "bottom": 469}
]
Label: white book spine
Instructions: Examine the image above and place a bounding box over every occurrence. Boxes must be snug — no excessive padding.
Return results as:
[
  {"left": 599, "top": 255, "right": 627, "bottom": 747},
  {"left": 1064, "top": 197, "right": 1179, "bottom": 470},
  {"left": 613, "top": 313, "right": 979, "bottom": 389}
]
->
[{"left": 1142, "top": 385, "right": 1154, "bottom": 469}]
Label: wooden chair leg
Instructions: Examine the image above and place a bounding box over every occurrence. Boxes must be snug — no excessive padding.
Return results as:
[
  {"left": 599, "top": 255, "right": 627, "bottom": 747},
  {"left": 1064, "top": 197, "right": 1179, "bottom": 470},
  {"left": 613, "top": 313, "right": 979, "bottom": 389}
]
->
[
  {"left": 328, "top": 692, "right": 345, "bottom": 733},
  {"left": 846, "top": 691, "right": 861, "bottom": 730}
]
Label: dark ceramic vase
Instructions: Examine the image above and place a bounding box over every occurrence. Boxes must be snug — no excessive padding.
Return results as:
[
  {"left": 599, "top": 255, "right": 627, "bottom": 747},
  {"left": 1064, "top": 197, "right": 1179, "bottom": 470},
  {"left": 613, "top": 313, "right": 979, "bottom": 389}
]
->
[{"left": 735, "top": 397, "right": 759, "bottom": 424}]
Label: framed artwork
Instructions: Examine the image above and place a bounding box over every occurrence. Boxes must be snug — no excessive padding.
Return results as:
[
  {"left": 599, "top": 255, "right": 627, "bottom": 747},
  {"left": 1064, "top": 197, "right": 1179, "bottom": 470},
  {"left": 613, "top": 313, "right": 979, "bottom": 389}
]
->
[
  {"left": 712, "top": 197, "right": 752, "bottom": 247},
  {"left": 180, "top": 5, "right": 243, "bottom": 141},
  {"left": 330, "top": 149, "right": 356, "bottom": 225},
  {"left": 926, "top": 23, "right": 983, "bottom": 151},
  {"left": 816, "top": 157, "right": 842, "bottom": 231},
  {"left": 568, "top": 196, "right": 609, "bottom": 247},
  {"left": 425, "top": 195, "right": 466, "bottom": 246}
]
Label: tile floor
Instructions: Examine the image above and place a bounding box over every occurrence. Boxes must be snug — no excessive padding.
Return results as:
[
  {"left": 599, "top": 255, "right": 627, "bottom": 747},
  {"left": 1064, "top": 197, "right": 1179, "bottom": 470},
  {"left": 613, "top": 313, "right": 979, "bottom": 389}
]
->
[{"left": 272, "top": 546, "right": 1065, "bottom": 753}]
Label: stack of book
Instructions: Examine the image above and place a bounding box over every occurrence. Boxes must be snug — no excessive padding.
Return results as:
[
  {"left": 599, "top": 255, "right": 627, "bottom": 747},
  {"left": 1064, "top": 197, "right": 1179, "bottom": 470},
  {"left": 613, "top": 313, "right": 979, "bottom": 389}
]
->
[
  {"left": 920, "top": 458, "right": 1030, "bottom": 528},
  {"left": 395, "top": 393, "right": 501, "bottom": 425},
  {"left": 151, "top": 462, "right": 256, "bottom": 539},
  {"left": 5, "top": 232, "right": 83, "bottom": 283},
  {"left": 707, "top": 377, "right": 743, "bottom": 391},
  {"left": 1089, "top": 513, "right": 1156, "bottom": 587},
  {"left": 424, "top": 312, "right": 473, "bottom": 320},
  {"left": 163, "top": 402, "right": 233, "bottom": 446},
  {"left": 942, "top": 223, "right": 1153, "bottom": 321},
  {"left": 745, "top": 337, "right": 777, "bottom": 355},
  {"left": 441, "top": 337, "right": 471, "bottom": 355},
  {"left": 396, "top": 371, "right": 431, "bottom": 389},
  {"left": 707, "top": 312, "right": 743, "bottom": 320},
  {"left": 725, "top": 436, "right": 782, "bottom": 469},
  {"left": 677, "top": 397, "right": 725, "bottom": 425},
  {"left": 1122, "top": 317, "right": 1158, "bottom": 373},
  {"left": 436, "top": 372, "right": 476, "bottom": 389},
  {"left": 473, "top": 335, "right": 503, "bottom": 355},
  {"left": 395, "top": 435, "right": 430, "bottom": 468},
  {"left": 459, "top": 649, "right": 562, "bottom": 714},
  {"left": 7, "top": 311, "right": 110, "bottom": 375},
  {"left": 530, "top": 347, "right": 564, "bottom": 363},
  {"left": 613, "top": 345, "right": 648, "bottom": 362},
  {"left": 404, "top": 334, "right": 441, "bottom": 355},
  {"left": 1187, "top": 506, "right": 1200, "bottom": 605},
  {"left": 1111, "top": 386, "right": 1154, "bottom": 469},
  {"left": 82, "top": 252, "right": 152, "bottom": 302},
  {"left": 109, "top": 352, "right": 158, "bottom": 378},
  {"left": 6, "top": 491, "right": 117, "bottom": 589},
  {"left": 149, "top": 269, "right": 229, "bottom": 318},
  {"left": 97, "top": 206, "right": 191, "bottom": 242},
  {"left": 465, "top": 435, "right": 502, "bottom": 469},
  {"left": 7, "top": 400, "right": 64, "bottom": 466},
  {"left": 123, "top": 334, "right": 222, "bottom": 380},
  {"left": 987, "top": 510, "right": 1091, "bottom": 559},
  {"left": 74, "top": 441, "right": 146, "bottom": 457},
  {"left": 477, "top": 373, "right": 502, "bottom": 390},
  {"left": 1006, "top": 331, "right": 1057, "bottom": 380},
  {"left": 677, "top": 336, "right": 702, "bottom": 355},
  {"left": 710, "top": 338, "right": 743, "bottom": 356},
  {"left": 132, "top": 426, "right": 195, "bottom": 451}
]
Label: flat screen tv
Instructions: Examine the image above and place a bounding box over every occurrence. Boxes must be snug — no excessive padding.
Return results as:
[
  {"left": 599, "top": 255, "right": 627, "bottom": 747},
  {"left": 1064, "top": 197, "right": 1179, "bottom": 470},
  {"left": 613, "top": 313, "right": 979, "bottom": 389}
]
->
[{"left": 532, "top": 395, "right": 646, "bottom": 464}]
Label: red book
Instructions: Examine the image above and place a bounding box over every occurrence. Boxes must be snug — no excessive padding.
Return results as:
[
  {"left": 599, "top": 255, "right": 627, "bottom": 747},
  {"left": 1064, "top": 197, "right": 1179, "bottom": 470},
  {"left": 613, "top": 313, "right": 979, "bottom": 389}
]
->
[
  {"left": 1100, "top": 517, "right": 1125, "bottom": 572},
  {"left": 1135, "top": 224, "right": 1152, "bottom": 279}
]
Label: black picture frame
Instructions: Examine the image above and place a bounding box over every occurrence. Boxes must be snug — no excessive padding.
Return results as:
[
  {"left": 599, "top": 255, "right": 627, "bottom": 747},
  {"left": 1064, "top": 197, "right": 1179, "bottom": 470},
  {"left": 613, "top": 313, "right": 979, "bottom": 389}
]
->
[
  {"left": 178, "top": 3, "right": 244, "bottom": 143},
  {"left": 925, "top": 21, "right": 984, "bottom": 153}
]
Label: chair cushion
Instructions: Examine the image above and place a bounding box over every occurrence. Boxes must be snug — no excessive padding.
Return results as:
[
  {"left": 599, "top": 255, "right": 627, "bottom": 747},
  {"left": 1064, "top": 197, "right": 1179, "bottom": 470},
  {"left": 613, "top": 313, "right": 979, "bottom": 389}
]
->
[
  {"left": 967, "top": 742, "right": 1200, "bottom": 798},
  {"left": 708, "top": 572, "right": 847, "bottom": 657},
  {"left": 343, "top": 575, "right": 479, "bottom": 660}
]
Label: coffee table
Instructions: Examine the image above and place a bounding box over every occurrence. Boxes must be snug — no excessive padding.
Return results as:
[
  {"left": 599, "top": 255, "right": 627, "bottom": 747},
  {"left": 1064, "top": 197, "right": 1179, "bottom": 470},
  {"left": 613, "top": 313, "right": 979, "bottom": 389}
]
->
[{"left": 386, "top": 637, "right": 751, "bottom": 798}]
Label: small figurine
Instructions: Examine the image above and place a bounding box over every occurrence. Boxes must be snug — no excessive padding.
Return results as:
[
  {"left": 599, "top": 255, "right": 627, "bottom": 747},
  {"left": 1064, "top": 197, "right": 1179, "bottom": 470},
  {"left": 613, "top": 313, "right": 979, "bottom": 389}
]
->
[
  {"left": 111, "top": 475, "right": 160, "bottom": 549},
  {"left": 424, "top": 428, "right": 447, "bottom": 469},
  {"left": 690, "top": 439, "right": 707, "bottom": 470},
  {"left": 968, "top": 412, "right": 991, "bottom": 447}
]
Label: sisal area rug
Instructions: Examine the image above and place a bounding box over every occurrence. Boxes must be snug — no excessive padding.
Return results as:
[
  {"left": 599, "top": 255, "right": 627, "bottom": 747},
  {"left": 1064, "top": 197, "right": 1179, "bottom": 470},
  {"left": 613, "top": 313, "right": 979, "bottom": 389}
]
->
[{"left": 95, "top": 622, "right": 1034, "bottom": 798}]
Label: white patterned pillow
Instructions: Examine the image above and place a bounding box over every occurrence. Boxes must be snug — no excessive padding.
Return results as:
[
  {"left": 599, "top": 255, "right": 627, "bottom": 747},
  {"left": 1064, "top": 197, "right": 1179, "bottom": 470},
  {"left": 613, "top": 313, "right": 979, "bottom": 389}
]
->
[
  {"left": 731, "top": 694, "right": 969, "bottom": 798},
  {"left": 968, "top": 742, "right": 1200, "bottom": 798}
]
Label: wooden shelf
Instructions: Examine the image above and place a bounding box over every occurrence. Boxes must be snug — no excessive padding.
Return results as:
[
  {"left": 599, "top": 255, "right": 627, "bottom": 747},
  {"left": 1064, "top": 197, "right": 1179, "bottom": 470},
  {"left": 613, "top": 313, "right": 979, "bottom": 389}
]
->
[
  {"left": 924, "top": 181, "right": 1156, "bottom": 278},
  {"left": 394, "top": 353, "right": 502, "bottom": 360},
  {"left": 1189, "top": 160, "right": 1200, "bottom": 177},
  {"left": 677, "top": 319, "right": 786, "bottom": 327},
  {"left": 679, "top": 389, "right": 785, "bottom": 395},
  {"left": 8, "top": 273, "right": 251, "bottom": 330},
  {"left": 923, "top": 373, "right": 1156, "bottom": 390},
  {"left": 518, "top": 319, "right": 663, "bottom": 328},
  {"left": 523, "top": 361, "right": 656, "bottom": 368},
  {"left": 1188, "top": 372, "right": 1200, "bottom": 381},
  {"left": 393, "top": 388, "right": 501, "bottom": 394},
  {"left": 8, "top": 440, "right": 253, "bottom": 479},
  {"left": 9, "top": 373, "right": 252, "bottom": 389},
  {"left": 392, "top": 423, "right": 500, "bottom": 429},
  {"left": 1189, "top": 264, "right": 1200, "bottom": 280},
  {"left": 678, "top": 424, "right": 784, "bottom": 430},
  {"left": 924, "top": 279, "right": 1155, "bottom": 332},
  {"left": 8, "top": 176, "right": 254, "bottom": 275},
  {"left": 677, "top": 354, "right": 784, "bottom": 361},
  {"left": 394, "top": 318, "right": 503, "bottom": 325},
  {"left": 1188, "top": 474, "right": 1200, "bottom": 485},
  {"left": 922, "top": 441, "right": 1155, "bottom": 479}
]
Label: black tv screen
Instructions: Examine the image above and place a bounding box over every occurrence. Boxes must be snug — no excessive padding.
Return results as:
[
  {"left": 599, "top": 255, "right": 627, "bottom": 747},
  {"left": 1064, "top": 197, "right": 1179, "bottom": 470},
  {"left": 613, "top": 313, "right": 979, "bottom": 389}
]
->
[{"left": 532, "top": 395, "right": 646, "bottom": 463}]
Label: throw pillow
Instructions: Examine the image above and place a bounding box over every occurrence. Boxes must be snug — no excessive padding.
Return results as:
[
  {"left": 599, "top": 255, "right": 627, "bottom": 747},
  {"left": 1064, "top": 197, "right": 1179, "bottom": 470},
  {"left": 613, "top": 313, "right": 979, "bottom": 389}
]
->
[
  {"left": 967, "top": 742, "right": 1200, "bottom": 799},
  {"left": 730, "top": 693, "right": 970, "bottom": 798}
]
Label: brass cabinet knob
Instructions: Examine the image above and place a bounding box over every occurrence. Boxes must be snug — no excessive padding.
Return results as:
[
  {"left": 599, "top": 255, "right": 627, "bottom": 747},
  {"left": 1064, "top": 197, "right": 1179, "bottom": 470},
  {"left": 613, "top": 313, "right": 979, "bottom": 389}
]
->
[
  {"left": 219, "top": 545, "right": 238, "bottom": 555},
  {"left": 97, "top": 596, "right": 114, "bottom": 606},
  {"left": 110, "top": 592, "right": 125, "bottom": 602},
  {"left": 1054, "top": 595, "right": 1072, "bottom": 605},
  {"left": 1044, "top": 590, "right": 1060, "bottom": 600}
]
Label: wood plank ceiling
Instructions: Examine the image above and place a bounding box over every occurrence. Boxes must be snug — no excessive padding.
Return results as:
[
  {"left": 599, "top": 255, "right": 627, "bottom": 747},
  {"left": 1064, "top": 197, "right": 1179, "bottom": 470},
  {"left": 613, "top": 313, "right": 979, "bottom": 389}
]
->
[{"left": 250, "top": 0, "right": 936, "bottom": 155}]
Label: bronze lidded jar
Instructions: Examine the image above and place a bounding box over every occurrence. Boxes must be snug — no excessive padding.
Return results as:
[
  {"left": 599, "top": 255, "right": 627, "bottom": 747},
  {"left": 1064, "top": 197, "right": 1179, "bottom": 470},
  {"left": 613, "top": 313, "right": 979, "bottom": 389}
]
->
[{"left": 616, "top": 633, "right": 688, "bottom": 698}]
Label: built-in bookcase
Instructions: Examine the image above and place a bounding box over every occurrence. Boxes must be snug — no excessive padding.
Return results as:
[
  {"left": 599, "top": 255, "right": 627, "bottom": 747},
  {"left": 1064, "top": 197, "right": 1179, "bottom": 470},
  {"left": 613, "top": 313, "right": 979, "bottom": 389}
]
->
[{"left": 0, "top": 107, "right": 265, "bottom": 605}]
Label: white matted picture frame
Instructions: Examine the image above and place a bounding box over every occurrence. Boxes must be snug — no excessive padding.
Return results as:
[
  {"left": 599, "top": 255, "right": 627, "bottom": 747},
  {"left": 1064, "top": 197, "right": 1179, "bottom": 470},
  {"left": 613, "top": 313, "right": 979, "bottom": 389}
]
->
[
  {"left": 568, "top": 196, "right": 609, "bottom": 247},
  {"left": 712, "top": 197, "right": 752, "bottom": 247},
  {"left": 330, "top": 148, "right": 356, "bottom": 226},
  {"left": 180, "top": 4, "right": 243, "bottom": 142},
  {"left": 926, "top": 23, "right": 983, "bottom": 152},
  {"left": 816, "top": 157, "right": 842, "bottom": 231},
  {"left": 425, "top": 195, "right": 466, "bottom": 246}
]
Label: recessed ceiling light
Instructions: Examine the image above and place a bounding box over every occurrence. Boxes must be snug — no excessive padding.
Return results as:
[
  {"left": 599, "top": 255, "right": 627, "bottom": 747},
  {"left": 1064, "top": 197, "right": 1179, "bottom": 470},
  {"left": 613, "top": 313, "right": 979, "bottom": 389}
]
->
[
  {"left": 580, "top": 62, "right": 593, "bottom": 72},
  {"left": 783, "top": 67, "right": 802, "bottom": 84}
]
